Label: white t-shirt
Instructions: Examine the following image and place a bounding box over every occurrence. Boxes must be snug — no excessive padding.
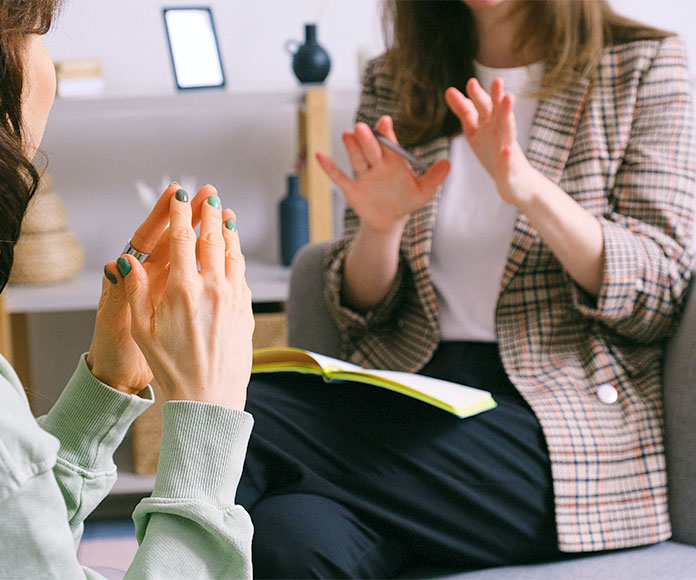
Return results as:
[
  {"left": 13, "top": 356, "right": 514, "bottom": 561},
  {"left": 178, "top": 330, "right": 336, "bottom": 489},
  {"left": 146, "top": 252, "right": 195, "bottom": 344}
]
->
[{"left": 431, "top": 61, "right": 544, "bottom": 342}]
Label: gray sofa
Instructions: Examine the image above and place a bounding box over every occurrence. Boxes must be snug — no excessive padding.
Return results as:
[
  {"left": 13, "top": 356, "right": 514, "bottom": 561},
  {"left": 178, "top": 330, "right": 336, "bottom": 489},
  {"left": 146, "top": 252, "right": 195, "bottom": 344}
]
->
[{"left": 286, "top": 242, "right": 696, "bottom": 579}]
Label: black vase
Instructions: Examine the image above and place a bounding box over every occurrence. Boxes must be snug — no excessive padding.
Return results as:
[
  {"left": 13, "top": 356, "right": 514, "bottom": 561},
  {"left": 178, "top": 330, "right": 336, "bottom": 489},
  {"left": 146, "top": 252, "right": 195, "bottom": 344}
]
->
[{"left": 286, "top": 23, "right": 331, "bottom": 84}]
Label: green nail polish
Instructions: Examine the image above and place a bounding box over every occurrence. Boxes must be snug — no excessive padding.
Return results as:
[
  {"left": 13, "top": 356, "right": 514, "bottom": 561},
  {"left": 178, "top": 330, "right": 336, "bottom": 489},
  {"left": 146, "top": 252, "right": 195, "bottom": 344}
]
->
[
  {"left": 117, "top": 256, "right": 132, "bottom": 277},
  {"left": 225, "top": 219, "right": 237, "bottom": 232},
  {"left": 207, "top": 194, "right": 221, "bottom": 209},
  {"left": 104, "top": 266, "right": 117, "bottom": 284},
  {"left": 175, "top": 188, "right": 188, "bottom": 202}
]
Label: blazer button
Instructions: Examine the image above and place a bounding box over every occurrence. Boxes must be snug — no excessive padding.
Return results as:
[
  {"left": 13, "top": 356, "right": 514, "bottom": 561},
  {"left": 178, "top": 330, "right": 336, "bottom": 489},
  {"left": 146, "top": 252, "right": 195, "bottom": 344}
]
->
[{"left": 597, "top": 383, "right": 618, "bottom": 404}]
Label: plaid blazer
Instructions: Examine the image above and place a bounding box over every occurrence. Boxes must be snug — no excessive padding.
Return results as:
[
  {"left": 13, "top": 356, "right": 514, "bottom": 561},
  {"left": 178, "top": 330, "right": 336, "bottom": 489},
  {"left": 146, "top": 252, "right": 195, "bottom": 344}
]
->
[{"left": 324, "top": 36, "right": 696, "bottom": 552}]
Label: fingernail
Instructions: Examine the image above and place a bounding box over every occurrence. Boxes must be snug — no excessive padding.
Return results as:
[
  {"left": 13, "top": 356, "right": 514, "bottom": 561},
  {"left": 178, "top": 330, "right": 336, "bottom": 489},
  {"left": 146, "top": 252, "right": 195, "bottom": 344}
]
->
[
  {"left": 207, "top": 194, "right": 221, "bottom": 209},
  {"left": 225, "top": 219, "right": 237, "bottom": 232},
  {"left": 104, "top": 266, "right": 117, "bottom": 284},
  {"left": 175, "top": 188, "right": 188, "bottom": 202},
  {"left": 117, "top": 256, "right": 132, "bottom": 277}
]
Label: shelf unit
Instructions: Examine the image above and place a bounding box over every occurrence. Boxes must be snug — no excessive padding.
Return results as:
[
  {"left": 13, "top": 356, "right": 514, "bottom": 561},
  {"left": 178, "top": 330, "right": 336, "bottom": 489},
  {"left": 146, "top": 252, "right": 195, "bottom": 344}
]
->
[{"left": 3, "top": 260, "right": 290, "bottom": 315}]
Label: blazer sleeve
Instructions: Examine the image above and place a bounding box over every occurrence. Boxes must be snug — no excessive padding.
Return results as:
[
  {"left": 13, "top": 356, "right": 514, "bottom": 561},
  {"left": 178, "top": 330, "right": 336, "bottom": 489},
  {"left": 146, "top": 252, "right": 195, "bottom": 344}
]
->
[
  {"left": 570, "top": 36, "right": 696, "bottom": 343},
  {"left": 324, "top": 57, "right": 409, "bottom": 343}
]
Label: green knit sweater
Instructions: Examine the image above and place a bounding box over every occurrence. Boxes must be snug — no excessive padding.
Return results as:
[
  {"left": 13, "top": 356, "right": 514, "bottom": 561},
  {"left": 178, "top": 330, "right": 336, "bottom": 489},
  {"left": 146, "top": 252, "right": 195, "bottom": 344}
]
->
[{"left": 0, "top": 354, "right": 253, "bottom": 579}]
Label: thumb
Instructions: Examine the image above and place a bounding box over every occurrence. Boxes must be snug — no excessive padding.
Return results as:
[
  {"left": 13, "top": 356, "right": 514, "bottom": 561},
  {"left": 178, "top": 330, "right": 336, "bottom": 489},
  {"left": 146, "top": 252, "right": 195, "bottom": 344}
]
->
[
  {"left": 116, "top": 255, "right": 152, "bottom": 324},
  {"left": 418, "top": 159, "right": 451, "bottom": 197},
  {"left": 98, "top": 261, "right": 129, "bottom": 313}
]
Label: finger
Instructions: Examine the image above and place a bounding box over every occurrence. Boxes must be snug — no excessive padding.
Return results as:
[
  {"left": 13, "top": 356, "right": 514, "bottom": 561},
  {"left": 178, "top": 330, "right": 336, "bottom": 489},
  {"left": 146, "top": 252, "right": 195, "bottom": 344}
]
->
[
  {"left": 99, "top": 260, "right": 131, "bottom": 317},
  {"left": 316, "top": 151, "right": 354, "bottom": 193},
  {"left": 197, "top": 186, "right": 226, "bottom": 277},
  {"left": 499, "top": 94, "right": 517, "bottom": 146},
  {"left": 116, "top": 255, "right": 152, "bottom": 326},
  {"left": 129, "top": 182, "right": 180, "bottom": 254},
  {"left": 221, "top": 208, "right": 246, "bottom": 282},
  {"left": 445, "top": 87, "right": 479, "bottom": 138},
  {"left": 466, "top": 78, "right": 493, "bottom": 121},
  {"left": 418, "top": 159, "right": 451, "bottom": 198},
  {"left": 343, "top": 132, "right": 369, "bottom": 175},
  {"left": 190, "top": 183, "right": 218, "bottom": 232},
  {"left": 167, "top": 187, "right": 198, "bottom": 281},
  {"left": 374, "top": 116, "right": 409, "bottom": 165},
  {"left": 374, "top": 115, "right": 398, "bottom": 143},
  {"left": 354, "top": 122, "right": 383, "bottom": 167},
  {"left": 490, "top": 77, "right": 504, "bottom": 111},
  {"left": 146, "top": 227, "right": 170, "bottom": 268}
]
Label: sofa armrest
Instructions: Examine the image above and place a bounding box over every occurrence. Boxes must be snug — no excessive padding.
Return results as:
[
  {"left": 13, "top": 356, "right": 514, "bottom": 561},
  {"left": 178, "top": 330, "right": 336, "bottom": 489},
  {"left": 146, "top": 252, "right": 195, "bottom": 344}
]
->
[
  {"left": 663, "top": 273, "right": 696, "bottom": 546},
  {"left": 286, "top": 242, "right": 342, "bottom": 358}
]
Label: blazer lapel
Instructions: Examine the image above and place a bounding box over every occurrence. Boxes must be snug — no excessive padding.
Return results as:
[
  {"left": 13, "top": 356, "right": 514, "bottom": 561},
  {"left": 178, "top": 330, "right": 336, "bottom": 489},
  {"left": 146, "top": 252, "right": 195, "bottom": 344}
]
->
[{"left": 500, "top": 76, "right": 592, "bottom": 292}]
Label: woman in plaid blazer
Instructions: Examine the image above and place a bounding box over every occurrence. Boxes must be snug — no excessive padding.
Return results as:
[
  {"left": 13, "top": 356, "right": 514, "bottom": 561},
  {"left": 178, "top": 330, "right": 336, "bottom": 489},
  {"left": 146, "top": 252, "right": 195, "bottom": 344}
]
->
[{"left": 239, "top": 1, "right": 696, "bottom": 576}]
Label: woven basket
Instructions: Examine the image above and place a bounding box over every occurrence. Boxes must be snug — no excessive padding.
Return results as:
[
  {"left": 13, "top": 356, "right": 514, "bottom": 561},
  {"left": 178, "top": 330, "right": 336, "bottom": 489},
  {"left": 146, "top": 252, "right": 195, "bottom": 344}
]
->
[
  {"left": 21, "top": 189, "right": 69, "bottom": 234},
  {"left": 10, "top": 230, "right": 85, "bottom": 284},
  {"left": 131, "top": 311, "right": 288, "bottom": 474}
]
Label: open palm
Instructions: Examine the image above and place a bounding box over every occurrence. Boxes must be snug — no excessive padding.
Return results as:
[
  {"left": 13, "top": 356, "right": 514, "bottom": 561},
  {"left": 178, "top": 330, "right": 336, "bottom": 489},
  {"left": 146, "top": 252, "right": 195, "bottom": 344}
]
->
[{"left": 317, "top": 116, "right": 450, "bottom": 234}]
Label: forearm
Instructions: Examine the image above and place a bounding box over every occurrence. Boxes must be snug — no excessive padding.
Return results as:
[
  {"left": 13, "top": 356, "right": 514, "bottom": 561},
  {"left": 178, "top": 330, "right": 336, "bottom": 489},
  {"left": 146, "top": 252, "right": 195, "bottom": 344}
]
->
[
  {"left": 343, "top": 221, "right": 406, "bottom": 311},
  {"left": 519, "top": 170, "right": 604, "bottom": 296},
  {"left": 38, "top": 355, "right": 153, "bottom": 545}
]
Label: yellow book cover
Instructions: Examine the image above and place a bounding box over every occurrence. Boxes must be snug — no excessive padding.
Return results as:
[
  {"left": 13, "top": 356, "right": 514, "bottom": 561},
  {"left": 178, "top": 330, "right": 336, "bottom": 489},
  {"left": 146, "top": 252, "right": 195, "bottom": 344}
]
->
[{"left": 252, "top": 347, "right": 497, "bottom": 419}]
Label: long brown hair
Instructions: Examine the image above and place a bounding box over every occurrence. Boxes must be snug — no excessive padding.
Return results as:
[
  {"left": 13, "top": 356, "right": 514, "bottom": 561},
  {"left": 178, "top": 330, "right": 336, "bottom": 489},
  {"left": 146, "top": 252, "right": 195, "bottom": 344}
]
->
[
  {"left": 0, "top": 1, "right": 62, "bottom": 291},
  {"left": 382, "top": 0, "right": 671, "bottom": 147}
]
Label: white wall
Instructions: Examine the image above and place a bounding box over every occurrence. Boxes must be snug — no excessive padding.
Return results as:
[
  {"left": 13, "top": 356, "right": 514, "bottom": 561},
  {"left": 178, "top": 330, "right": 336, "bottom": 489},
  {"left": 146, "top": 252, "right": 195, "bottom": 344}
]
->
[
  {"left": 611, "top": 0, "right": 696, "bottom": 67},
  {"left": 44, "top": 0, "right": 696, "bottom": 96},
  {"left": 45, "top": 0, "right": 385, "bottom": 96}
]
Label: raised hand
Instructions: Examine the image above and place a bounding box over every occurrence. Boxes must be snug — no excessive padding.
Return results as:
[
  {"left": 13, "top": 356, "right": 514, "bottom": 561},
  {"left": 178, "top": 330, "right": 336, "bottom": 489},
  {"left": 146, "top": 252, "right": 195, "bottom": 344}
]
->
[
  {"left": 445, "top": 78, "right": 539, "bottom": 208},
  {"left": 118, "top": 186, "right": 254, "bottom": 410},
  {"left": 317, "top": 115, "right": 450, "bottom": 234},
  {"left": 86, "top": 183, "right": 181, "bottom": 394}
]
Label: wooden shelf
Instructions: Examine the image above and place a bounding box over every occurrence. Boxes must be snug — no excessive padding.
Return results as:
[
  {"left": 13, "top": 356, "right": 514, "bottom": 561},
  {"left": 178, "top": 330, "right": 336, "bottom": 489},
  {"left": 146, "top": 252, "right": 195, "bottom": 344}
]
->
[
  {"left": 111, "top": 471, "right": 156, "bottom": 496},
  {"left": 4, "top": 260, "right": 290, "bottom": 314}
]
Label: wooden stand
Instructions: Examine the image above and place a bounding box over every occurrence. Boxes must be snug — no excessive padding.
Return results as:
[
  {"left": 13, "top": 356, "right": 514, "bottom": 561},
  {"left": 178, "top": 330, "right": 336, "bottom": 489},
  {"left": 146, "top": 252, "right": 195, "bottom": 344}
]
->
[
  {"left": 0, "top": 296, "right": 32, "bottom": 408},
  {"left": 0, "top": 295, "right": 11, "bottom": 363},
  {"left": 297, "top": 86, "right": 333, "bottom": 241}
]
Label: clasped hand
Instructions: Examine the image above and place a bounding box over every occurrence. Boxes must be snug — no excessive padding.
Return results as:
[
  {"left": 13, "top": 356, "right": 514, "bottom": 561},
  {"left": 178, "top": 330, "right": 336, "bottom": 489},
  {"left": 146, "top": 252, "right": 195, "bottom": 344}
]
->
[{"left": 86, "top": 184, "right": 253, "bottom": 411}]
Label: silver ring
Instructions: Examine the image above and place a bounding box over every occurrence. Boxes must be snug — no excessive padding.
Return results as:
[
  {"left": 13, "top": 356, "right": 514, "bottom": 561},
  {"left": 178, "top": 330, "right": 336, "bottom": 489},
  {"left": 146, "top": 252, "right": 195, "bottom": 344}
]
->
[{"left": 123, "top": 240, "right": 151, "bottom": 264}]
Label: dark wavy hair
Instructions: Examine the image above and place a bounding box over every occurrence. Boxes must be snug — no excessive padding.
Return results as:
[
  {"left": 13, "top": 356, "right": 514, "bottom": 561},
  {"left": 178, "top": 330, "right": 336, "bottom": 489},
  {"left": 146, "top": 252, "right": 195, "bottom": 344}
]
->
[
  {"left": 382, "top": 0, "right": 671, "bottom": 146},
  {"left": 0, "top": 1, "right": 62, "bottom": 291}
]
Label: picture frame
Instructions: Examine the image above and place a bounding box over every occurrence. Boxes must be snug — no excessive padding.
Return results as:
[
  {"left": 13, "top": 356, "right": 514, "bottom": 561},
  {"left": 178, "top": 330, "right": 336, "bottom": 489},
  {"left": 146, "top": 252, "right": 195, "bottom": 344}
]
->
[{"left": 162, "top": 7, "right": 226, "bottom": 90}]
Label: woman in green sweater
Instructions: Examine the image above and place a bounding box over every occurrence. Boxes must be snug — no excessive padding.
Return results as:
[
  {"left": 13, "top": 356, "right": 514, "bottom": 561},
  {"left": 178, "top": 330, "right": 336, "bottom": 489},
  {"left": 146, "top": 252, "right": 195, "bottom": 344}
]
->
[{"left": 0, "top": 2, "right": 255, "bottom": 578}]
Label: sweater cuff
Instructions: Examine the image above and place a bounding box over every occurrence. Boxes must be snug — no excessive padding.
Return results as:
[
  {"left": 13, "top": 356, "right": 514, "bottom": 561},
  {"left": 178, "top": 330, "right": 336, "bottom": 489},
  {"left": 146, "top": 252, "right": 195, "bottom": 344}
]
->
[
  {"left": 38, "top": 354, "right": 154, "bottom": 471},
  {"left": 152, "top": 401, "right": 253, "bottom": 508}
]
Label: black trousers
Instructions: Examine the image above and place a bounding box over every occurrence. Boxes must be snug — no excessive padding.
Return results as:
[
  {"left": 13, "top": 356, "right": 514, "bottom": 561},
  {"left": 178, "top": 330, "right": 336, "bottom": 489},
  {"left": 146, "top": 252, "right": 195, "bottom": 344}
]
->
[{"left": 237, "top": 342, "right": 563, "bottom": 578}]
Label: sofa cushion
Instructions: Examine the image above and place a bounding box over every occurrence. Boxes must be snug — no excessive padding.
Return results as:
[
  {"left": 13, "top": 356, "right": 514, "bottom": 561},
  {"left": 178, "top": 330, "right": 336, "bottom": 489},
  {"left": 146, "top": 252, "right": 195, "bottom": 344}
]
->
[{"left": 406, "top": 541, "right": 696, "bottom": 580}]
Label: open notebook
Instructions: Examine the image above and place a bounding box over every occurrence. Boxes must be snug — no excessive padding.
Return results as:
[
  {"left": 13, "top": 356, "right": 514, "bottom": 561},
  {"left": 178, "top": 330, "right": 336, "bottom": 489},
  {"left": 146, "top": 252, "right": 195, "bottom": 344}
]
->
[{"left": 252, "top": 347, "right": 497, "bottom": 419}]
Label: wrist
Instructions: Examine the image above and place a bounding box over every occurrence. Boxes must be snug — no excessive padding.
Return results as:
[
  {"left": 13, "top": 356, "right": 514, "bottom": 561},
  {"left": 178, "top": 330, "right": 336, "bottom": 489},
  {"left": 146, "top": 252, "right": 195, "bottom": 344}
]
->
[
  {"left": 86, "top": 351, "right": 143, "bottom": 395},
  {"left": 164, "top": 379, "right": 248, "bottom": 412},
  {"left": 504, "top": 164, "right": 546, "bottom": 213},
  {"left": 357, "top": 218, "right": 406, "bottom": 249}
]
